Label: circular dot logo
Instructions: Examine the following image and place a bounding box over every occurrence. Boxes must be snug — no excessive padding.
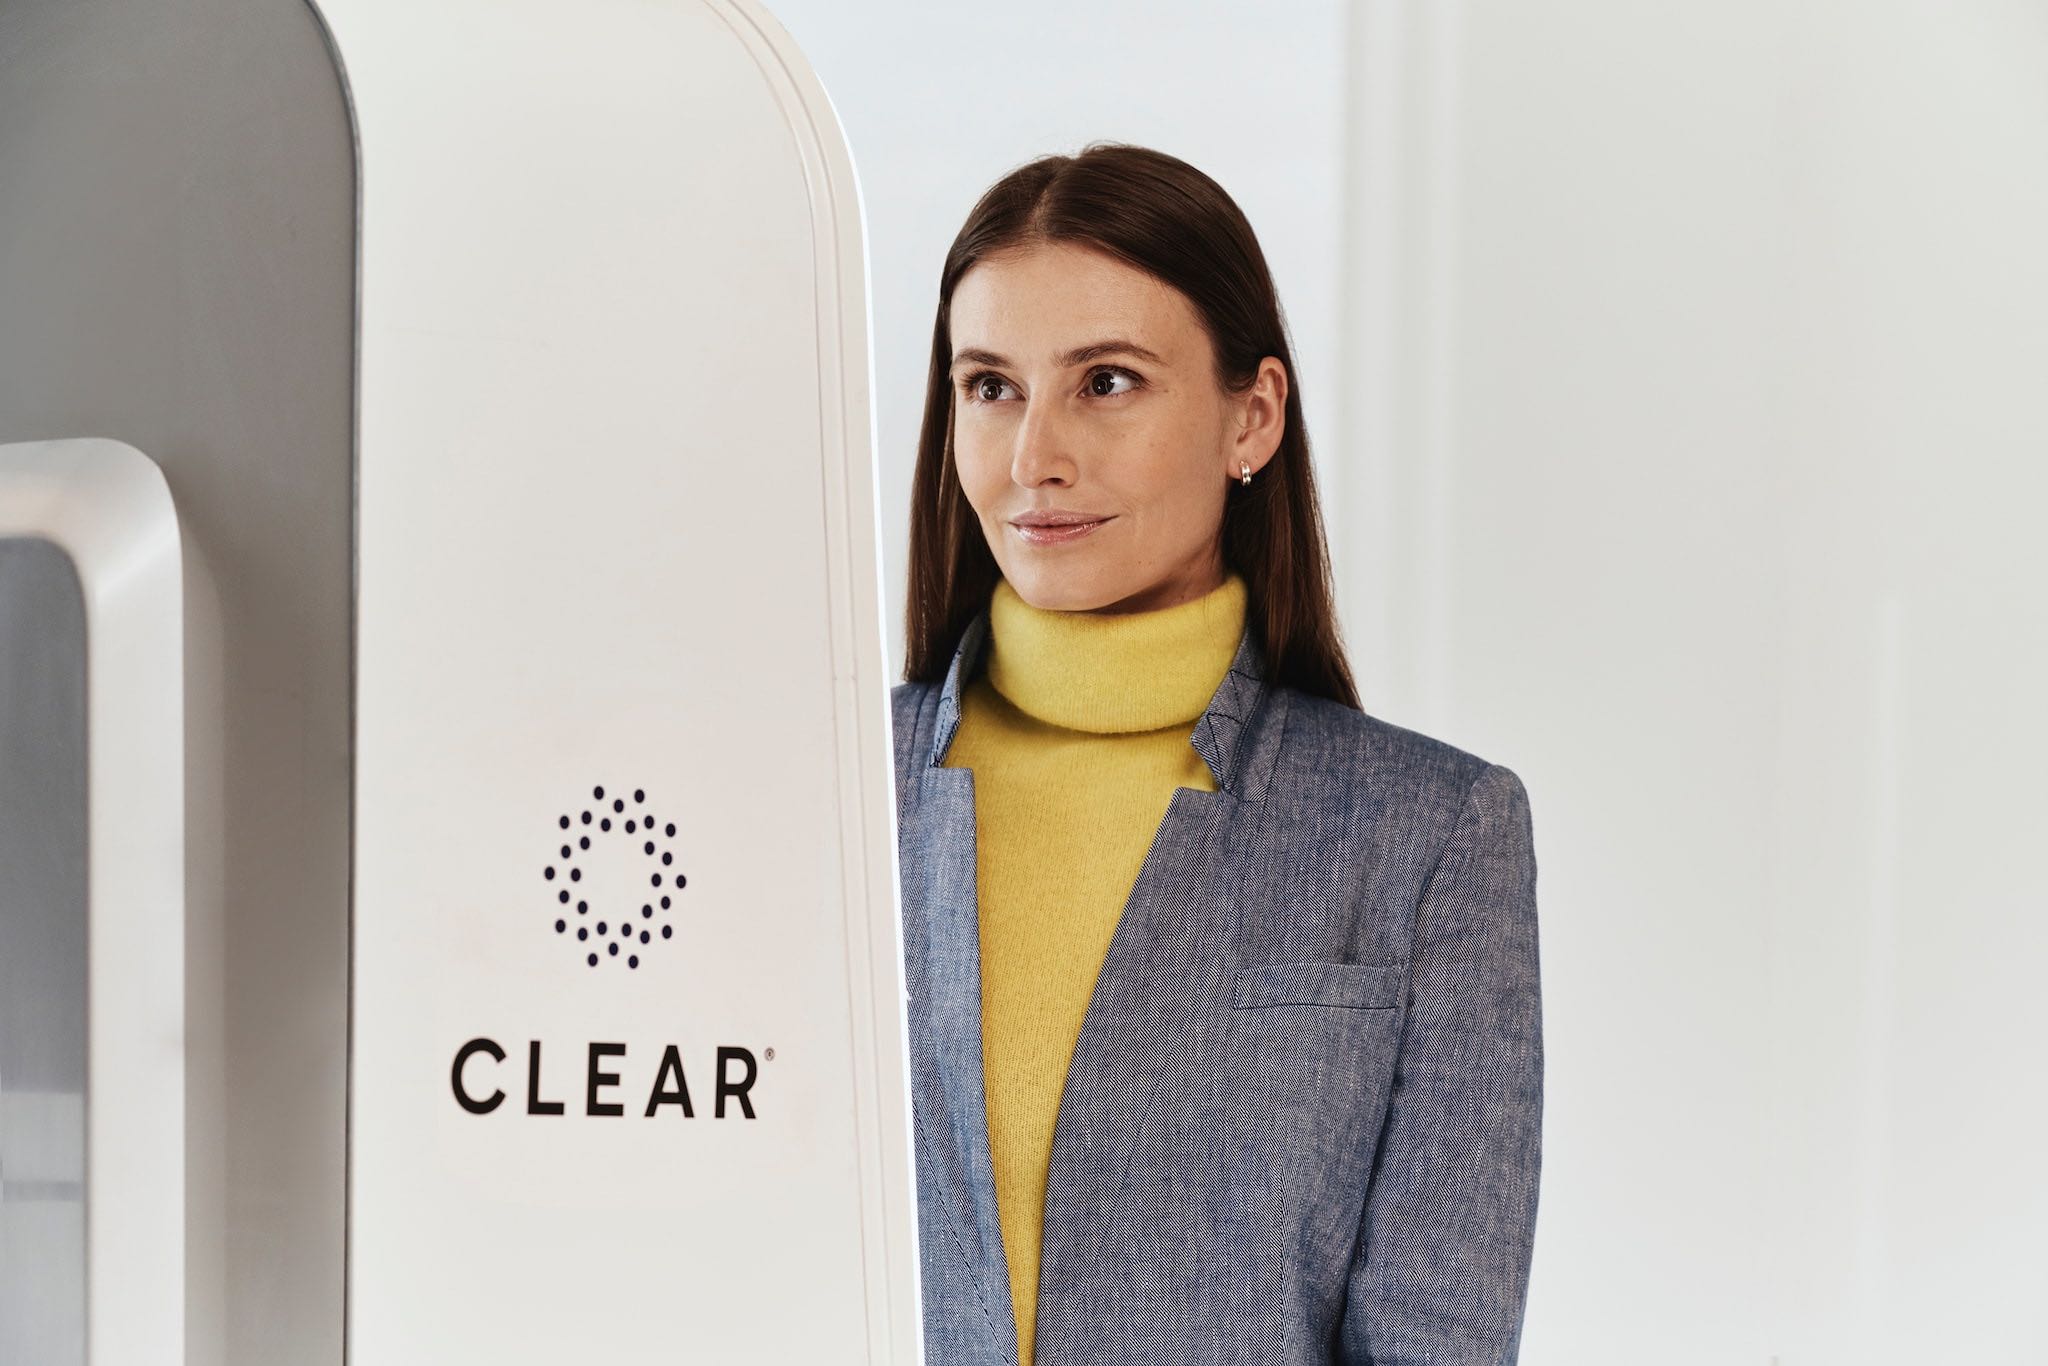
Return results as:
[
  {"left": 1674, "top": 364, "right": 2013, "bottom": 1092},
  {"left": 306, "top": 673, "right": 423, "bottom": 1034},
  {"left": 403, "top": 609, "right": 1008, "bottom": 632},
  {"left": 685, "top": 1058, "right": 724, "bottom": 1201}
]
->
[{"left": 544, "top": 785, "right": 688, "bottom": 970}]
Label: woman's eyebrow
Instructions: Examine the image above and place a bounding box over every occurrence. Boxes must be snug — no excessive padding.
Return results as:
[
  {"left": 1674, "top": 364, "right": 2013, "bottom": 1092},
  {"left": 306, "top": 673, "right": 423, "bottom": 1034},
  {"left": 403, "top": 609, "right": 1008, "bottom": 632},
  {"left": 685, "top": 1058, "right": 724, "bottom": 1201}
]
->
[{"left": 950, "top": 339, "right": 1165, "bottom": 370}]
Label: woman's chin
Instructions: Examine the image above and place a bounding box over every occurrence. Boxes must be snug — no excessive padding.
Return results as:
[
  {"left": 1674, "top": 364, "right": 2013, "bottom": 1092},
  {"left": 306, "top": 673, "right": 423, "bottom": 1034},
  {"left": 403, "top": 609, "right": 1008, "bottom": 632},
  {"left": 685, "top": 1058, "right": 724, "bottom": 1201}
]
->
[{"left": 999, "top": 564, "right": 1116, "bottom": 614}]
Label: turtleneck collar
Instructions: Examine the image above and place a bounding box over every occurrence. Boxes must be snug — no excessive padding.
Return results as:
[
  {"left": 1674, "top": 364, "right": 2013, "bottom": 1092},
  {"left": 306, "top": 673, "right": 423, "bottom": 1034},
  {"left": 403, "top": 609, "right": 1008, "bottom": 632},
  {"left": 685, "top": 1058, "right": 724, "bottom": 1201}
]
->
[{"left": 982, "top": 570, "right": 1249, "bottom": 734}]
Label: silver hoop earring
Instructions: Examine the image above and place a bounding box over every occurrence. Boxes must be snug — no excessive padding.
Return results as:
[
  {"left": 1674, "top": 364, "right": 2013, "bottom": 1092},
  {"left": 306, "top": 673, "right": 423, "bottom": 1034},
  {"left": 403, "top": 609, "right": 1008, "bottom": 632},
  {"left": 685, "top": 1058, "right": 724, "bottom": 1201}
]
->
[{"left": 1238, "top": 459, "right": 1253, "bottom": 487}]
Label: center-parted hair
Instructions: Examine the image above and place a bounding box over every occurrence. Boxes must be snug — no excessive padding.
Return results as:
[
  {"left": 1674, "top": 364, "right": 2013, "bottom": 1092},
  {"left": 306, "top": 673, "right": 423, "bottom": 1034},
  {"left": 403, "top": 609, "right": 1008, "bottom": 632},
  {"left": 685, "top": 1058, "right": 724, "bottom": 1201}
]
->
[{"left": 902, "top": 141, "right": 1359, "bottom": 709}]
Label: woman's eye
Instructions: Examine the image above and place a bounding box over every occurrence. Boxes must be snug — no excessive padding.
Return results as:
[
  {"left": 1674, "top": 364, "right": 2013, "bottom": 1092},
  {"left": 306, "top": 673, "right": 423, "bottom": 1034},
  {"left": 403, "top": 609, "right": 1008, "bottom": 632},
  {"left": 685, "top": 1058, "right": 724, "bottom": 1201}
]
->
[
  {"left": 1086, "top": 366, "right": 1140, "bottom": 398},
  {"left": 962, "top": 372, "right": 1017, "bottom": 403}
]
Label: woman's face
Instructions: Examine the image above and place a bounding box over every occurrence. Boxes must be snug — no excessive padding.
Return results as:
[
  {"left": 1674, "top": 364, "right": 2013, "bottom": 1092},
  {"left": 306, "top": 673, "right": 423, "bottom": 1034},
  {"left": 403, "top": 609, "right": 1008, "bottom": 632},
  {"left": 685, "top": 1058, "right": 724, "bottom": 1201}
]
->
[{"left": 946, "top": 240, "right": 1287, "bottom": 614}]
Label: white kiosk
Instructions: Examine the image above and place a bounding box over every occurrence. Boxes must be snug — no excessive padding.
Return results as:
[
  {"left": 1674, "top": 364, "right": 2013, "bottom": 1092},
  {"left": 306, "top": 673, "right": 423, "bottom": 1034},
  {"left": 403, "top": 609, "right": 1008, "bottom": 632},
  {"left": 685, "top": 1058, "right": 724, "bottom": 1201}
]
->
[{"left": 0, "top": 1, "right": 919, "bottom": 1362}]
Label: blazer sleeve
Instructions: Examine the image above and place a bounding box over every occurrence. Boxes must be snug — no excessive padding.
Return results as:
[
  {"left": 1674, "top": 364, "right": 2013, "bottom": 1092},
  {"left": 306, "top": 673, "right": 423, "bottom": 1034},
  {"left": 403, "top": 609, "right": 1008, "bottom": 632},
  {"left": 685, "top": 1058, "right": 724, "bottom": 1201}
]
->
[{"left": 1336, "top": 762, "right": 1544, "bottom": 1364}]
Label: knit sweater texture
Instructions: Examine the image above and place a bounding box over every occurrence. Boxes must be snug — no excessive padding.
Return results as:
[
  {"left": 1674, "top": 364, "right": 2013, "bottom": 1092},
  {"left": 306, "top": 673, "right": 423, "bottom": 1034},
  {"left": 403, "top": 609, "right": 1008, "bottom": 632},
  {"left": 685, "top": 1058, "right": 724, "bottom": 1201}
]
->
[{"left": 941, "top": 567, "right": 1249, "bottom": 1363}]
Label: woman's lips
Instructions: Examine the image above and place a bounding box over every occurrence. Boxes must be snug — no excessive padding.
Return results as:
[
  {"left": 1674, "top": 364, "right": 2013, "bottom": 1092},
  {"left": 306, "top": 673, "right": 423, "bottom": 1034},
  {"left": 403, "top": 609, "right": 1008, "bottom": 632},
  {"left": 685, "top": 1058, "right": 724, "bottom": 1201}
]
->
[{"left": 1010, "top": 516, "right": 1111, "bottom": 545}]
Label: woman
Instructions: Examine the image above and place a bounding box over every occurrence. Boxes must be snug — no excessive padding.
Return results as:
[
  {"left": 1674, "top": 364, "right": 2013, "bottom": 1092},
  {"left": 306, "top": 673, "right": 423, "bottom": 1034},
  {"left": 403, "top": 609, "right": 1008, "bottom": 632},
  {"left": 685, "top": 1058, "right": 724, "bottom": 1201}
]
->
[{"left": 889, "top": 142, "right": 1542, "bottom": 1366}]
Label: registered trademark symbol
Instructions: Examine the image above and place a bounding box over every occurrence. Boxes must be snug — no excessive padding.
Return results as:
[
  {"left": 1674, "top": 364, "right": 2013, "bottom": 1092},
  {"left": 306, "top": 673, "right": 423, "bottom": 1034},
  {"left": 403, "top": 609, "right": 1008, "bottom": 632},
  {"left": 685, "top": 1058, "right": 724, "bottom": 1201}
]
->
[{"left": 764, "top": 1047, "right": 775, "bottom": 1062}]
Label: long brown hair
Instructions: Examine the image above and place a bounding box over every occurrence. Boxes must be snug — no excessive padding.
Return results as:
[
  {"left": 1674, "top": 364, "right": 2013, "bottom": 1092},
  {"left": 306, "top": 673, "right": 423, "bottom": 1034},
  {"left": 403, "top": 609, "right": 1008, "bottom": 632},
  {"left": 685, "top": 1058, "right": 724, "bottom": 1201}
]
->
[{"left": 902, "top": 141, "right": 1359, "bottom": 710}]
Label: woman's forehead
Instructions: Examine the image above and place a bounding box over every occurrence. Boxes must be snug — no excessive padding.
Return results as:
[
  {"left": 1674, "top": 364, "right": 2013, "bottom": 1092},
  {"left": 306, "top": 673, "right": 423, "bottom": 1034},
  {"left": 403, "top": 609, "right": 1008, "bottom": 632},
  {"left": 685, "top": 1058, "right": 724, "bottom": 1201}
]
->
[{"left": 951, "top": 242, "right": 1201, "bottom": 361}]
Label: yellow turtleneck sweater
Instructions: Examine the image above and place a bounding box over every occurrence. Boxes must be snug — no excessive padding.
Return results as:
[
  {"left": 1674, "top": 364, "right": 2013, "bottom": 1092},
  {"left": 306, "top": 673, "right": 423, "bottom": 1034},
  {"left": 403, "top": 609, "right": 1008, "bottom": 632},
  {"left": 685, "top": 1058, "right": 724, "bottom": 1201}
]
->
[{"left": 942, "top": 568, "right": 1248, "bottom": 1364}]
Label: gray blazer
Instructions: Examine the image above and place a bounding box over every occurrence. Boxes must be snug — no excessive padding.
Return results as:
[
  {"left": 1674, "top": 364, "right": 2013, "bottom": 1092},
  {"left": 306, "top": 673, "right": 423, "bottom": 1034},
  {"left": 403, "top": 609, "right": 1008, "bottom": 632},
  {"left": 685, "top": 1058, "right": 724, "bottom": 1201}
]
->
[{"left": 890, "top": 605, "right": 1543, "bottom": 1365}]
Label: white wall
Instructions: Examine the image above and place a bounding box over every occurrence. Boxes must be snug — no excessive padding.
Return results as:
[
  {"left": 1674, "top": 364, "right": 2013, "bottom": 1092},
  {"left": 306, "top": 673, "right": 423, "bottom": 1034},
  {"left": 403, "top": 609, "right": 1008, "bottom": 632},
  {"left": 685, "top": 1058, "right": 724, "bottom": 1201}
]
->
[
  {"left": 1384, "top": 2, "right": 2048, "bottom": 1361},
  {"left": 773, "top": 1, "right": 2048, "bottom": 1361}
]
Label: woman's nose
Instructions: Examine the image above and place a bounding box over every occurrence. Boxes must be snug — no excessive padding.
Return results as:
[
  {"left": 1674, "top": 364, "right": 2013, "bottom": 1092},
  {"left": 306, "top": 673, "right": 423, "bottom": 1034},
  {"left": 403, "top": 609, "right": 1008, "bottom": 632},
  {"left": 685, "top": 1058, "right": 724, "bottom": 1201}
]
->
[{"left": 1010, "top": 394, "right": 1078, "bottom": 487}]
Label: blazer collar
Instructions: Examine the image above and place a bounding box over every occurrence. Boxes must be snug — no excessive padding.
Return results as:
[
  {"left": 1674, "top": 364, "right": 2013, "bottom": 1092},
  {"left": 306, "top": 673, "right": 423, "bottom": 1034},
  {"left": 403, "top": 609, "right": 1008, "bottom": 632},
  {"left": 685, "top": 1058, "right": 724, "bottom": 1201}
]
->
[{"left": 923, "top": 602, "right": 1271, "bottom": 791}]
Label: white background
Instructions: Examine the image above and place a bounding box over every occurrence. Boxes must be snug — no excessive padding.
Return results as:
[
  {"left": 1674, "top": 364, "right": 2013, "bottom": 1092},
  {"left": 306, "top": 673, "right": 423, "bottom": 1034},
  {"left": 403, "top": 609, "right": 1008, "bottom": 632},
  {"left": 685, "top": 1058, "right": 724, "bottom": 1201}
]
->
[{"left": 772, "top": 2, "right": 2048, "bottom": 1361}]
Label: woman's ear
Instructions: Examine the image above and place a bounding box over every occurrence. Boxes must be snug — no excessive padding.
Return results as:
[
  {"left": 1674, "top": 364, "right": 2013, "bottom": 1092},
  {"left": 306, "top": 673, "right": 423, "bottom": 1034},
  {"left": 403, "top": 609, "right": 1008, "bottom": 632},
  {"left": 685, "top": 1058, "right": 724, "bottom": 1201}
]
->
[{"left": 1230, "top": 356, "right": 1288, "bottom": 478}]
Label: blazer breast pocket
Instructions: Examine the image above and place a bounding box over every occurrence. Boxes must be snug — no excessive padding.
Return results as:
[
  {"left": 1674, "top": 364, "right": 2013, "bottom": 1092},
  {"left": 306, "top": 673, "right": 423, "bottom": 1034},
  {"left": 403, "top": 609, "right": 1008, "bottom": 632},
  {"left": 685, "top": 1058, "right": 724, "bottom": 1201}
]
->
[{"left": 1230, "top": 959, "right": 1408, "bottom": 1011}]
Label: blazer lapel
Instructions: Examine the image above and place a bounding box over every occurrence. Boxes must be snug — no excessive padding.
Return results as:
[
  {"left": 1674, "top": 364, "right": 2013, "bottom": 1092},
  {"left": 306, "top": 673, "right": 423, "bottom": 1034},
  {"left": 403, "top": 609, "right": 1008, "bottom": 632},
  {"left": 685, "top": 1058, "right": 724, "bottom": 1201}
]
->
[
  {"left": 901, "top": 611, "right": 1021, "bottom": 1363},
  {"left": 902, "top": 607, "right": 1280, "bottom": 1363},
  {"left": 1035, "top": 627, "right": 1279, "bottom": 1306}
]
